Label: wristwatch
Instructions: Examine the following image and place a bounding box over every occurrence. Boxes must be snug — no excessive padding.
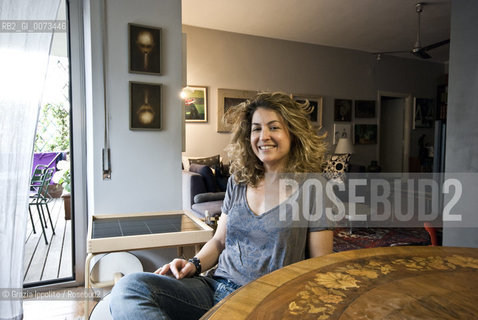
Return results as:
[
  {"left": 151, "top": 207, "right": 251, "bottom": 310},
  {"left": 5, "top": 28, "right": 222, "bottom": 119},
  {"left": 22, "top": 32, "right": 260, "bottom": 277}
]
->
[{"left": 188, "top": 257, "right": 202, "bottom": 276}]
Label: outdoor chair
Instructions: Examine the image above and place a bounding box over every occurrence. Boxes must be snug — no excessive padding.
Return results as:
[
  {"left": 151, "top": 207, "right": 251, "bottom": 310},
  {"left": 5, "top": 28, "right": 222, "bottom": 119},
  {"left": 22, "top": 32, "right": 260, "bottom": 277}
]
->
[
  {"left": 29, "top": 167, "right": 56, "bottom": 244},
  {"left": 28, "top": 164, "right": 48, "bottom": 234}
]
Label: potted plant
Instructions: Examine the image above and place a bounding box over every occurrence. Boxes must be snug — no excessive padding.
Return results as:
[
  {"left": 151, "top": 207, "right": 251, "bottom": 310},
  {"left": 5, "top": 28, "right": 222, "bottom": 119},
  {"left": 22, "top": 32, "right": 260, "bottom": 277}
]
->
[
  {"left": 52, "top": 160, "right": 71, "bottom": 220},
  {"left": 34, "top": 103, "right": 71, "bottom": 199}
]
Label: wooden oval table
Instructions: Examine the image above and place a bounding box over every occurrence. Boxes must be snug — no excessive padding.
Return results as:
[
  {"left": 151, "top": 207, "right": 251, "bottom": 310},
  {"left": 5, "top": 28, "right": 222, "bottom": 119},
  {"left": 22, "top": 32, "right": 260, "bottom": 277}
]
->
[{"left": 201, "top": 246, "right": 478, "bottom": 320}]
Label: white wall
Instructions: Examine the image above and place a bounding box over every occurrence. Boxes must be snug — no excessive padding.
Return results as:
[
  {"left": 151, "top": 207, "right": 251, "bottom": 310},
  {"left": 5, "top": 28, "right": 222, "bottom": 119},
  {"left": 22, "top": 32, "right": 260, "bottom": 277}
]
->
[
  {"left": 183, "top": 26, "right": 445, "bottom": 167},
  {"left": 443, "top": 0, "right": 478, "bottom": 247},
  {"left": 83, "top": 0, "right": 183, "bottom": 269},
  {"left": 85, "top": 0, "right": 183, "bottom": 214}
]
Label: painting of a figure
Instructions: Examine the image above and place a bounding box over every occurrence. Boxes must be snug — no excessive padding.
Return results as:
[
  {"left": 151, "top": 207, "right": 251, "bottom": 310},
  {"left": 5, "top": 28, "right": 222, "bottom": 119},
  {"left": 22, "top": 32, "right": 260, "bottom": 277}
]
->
[{"left": 183, "top": 86, "right": 207, "bottom": 123}]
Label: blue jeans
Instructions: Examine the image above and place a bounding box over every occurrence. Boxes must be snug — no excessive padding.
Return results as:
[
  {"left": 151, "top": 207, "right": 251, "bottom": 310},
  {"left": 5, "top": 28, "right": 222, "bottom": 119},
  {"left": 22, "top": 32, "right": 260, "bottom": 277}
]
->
[{"left": 109, "top": 272, "right": 241, "bottom": 320}]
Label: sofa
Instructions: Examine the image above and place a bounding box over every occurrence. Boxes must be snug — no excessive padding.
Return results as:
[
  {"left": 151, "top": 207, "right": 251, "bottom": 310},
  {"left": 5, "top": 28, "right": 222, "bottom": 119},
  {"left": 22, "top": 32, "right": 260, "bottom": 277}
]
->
[
  {"left": 182, "top": 153, "right": 364, "bottom": 220},
  {"left": 182, "top": 156, "right": 229, "bottom": 219}
]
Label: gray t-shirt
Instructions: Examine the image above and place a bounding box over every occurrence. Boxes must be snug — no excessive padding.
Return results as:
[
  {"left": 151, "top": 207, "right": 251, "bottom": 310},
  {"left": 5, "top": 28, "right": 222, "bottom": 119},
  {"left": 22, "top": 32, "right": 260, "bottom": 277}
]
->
[{"left": 213, "top": 175, "right": 330, "bottom": 286}]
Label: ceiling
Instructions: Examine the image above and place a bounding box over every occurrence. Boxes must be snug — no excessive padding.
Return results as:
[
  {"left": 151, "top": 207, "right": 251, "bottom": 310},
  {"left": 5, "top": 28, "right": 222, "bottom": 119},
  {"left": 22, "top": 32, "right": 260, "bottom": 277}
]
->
[{"left": 182, "top": 0, "right": 451, "bottom": 63}]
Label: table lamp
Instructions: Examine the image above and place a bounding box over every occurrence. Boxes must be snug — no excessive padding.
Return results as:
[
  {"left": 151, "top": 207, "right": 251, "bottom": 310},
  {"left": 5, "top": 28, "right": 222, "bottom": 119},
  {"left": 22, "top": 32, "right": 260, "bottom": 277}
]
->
[{"left": 335, "top": 137, "right": 354, "bottom": 155}]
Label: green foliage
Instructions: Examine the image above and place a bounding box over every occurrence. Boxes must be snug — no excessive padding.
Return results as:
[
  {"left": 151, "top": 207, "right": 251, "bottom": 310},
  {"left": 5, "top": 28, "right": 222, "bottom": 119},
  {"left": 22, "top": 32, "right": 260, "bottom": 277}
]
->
[
  {"left": 34, "top": 103, "right": 70, "bottom": 152},
  {"left": 52, "top": 160, "right": 71, "bottom": 193},
  {"left": 58, "top": 168, "right": 71, "bottom": 193}
]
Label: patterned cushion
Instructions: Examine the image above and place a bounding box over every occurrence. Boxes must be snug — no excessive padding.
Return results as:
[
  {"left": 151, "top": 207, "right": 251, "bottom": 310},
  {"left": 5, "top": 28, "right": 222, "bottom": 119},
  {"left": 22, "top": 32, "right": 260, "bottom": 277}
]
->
[
  {"left": 188, "top": 155, "right": 221, "bottom": 168},
  {"left": 322, "top": 154, "right": 351, "bottom": 181}
]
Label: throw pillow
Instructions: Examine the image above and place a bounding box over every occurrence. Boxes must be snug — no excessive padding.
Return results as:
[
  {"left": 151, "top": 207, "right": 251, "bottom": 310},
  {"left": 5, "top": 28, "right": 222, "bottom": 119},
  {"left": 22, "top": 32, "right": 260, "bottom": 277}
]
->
[
  {"left": 188, "top": 155, "right": 221, "bottom": 168},
  {"left": 322, "top": 154, "right": 351, "bottom": 181},
  {"left": 214, "top": 163, "right": 229, "bottom": 192},
  {"left": 194, "top": 192, "right": 226, "bottom": 204},
  {"left": 189, "top": 164, "right": 217, "bottom": 192}
]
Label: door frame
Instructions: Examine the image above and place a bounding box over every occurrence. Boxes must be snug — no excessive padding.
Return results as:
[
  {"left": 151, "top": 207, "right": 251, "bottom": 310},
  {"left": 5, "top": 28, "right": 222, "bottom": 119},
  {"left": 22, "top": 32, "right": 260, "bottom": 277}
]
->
[
  {"left": 68, "top": 0, "right": 88, "bottom": 288},
  {"left": 377, "top": 91, "right": 413, "bottom": 173},
  {"left": 21, "top": 0, "right": 88, "bottom": 292}
]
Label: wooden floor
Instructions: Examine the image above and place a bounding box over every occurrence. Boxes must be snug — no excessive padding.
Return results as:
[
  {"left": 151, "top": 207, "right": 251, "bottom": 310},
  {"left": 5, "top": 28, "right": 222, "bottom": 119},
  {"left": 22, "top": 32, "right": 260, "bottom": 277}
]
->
[
  {"left": 23, "top": 295, "right": 98, "bottom": 320},
  {"left": 24, "top": 197, "right": 73, "bottom": 284}
]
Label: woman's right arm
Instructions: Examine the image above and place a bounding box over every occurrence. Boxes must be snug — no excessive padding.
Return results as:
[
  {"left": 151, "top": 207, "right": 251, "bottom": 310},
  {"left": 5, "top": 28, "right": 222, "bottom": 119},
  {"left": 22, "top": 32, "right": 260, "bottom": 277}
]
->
[
  {"left": 155, "top": 213, "right": 228, "bottom": 279},
  {"left": 194, "top": 213, "right": 227, "bottom": 270}
]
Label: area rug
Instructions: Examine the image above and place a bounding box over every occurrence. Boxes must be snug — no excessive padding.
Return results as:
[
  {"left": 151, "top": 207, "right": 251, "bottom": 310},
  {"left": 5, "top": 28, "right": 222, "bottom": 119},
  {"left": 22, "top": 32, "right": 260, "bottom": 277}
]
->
[{"left": 333, "top": 227, "right": 432, "bottom": 252}]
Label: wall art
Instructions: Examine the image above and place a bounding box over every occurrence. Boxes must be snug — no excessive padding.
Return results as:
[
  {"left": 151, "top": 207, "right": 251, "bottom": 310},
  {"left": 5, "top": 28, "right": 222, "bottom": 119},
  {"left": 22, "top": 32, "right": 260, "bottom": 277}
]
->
[
  {"left": 130, "top": 81, "right": 161, "bottom": 130},
  {"left": 334, "top": 99, "right": 352, "bottom": 122},
  {"left": 354, "top": 124, "right": 377, "bottom": 144},
  {"left": 129, "top": 23, "right": 161, "bottom": 75},
  {"left": 184, "top": 86, "right": 208, "bottom": 123},
  {"left": 217, "top": 88, "right": 257, "bottom": 133},
  {"left": 413, "top": 98, "right": 434, "bottom": 129},
  {"left": 355, "top": 100, "right": 376, "bottom": 118},
  {"left": 293, "top": 94, "right": 323, "bottom": 128}
]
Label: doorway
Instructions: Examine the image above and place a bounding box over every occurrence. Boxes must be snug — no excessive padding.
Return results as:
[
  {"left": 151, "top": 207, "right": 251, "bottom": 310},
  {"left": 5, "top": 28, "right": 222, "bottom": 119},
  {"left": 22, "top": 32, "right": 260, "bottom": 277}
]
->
[
  {"left": 23, "top": 0, "right": 74, "bottom": 287},
  {"left": 378, "top": 92, "right": 412, "bottom": 173}
]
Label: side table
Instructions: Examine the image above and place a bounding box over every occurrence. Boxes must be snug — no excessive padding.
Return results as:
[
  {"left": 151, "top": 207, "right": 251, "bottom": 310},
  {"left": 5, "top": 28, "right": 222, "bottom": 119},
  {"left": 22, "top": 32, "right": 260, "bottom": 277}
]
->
[{"left": 84, "top": 210, "right": 213, "bottom": 318}]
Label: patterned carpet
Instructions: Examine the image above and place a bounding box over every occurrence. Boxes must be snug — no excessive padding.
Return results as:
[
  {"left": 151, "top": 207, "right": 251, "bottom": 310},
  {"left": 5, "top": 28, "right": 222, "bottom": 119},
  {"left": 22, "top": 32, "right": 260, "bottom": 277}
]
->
[{"left": 333, "top": 227, "right": 434, "bottom": 252}]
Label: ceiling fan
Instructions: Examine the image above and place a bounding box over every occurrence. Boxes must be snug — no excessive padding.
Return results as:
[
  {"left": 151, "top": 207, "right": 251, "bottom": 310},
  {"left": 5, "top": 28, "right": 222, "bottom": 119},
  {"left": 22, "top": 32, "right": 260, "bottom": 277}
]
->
[{"left": 375, "top": 3, "right": 450, "bottom": 60}]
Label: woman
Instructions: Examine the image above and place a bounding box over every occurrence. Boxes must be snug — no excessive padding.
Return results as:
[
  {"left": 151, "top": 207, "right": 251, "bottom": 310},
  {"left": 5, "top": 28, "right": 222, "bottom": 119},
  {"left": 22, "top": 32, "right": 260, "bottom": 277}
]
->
[{"left": 110, "top": 92, "right": 333, "bottom": 320}]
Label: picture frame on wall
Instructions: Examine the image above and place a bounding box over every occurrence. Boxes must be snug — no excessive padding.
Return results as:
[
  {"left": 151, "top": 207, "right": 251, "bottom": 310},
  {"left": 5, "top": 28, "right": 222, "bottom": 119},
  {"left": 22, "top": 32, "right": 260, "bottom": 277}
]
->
[
  {"left": 354, "top": 124, "right": 377, "bottom": 144},
  {"left": 333, "top": 124, "right": 351, "bottom": 144},
  {"left": 334, "top": 99, "right": 352, "bottom": 121},
  {"left": 355, "top": 100, "right": 376, "bottom": 118},
  {"left": 129, "top": 23, "right": 161, "bottom": 75},
  {"left": 130, "top": 81, "right": 161, "bottom": 130},
  {"left": 183, "top": 86, "right": 208, "bottom": 123},
  {"left": 293, "top": 94, "right": 323, "bottom": 128},
  {"left": 413, "top": 98, "right": 434, "bottom": 129},
  {"left": 217, "top": 88, "right": 257, "bottom": 133}
]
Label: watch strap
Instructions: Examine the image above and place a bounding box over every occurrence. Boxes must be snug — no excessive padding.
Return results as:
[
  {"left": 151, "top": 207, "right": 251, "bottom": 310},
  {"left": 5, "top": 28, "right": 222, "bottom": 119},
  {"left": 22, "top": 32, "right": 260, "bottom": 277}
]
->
[{"left": 188, "top": 257, "right": 201, "bottom": 276}]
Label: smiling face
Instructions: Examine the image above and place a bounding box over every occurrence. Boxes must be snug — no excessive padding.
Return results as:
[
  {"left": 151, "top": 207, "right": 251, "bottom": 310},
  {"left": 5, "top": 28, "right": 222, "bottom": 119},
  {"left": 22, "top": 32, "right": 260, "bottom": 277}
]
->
[{"left": 250, "top": 107, "right": 292, "bottom": 173}]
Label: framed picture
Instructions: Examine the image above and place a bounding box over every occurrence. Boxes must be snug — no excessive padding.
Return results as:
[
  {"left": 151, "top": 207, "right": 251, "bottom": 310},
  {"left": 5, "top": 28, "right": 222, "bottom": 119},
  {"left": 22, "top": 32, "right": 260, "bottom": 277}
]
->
[
  {"left": 129, "top": 23, "right": 161, "bottom": 75},
  {"left": 354, "top": 124, "right": 377, "bottom": 144},
  {"left": 293, "top": 94, "right": 323, "bottom": 128},
  {"left": 130, "top": 82, "right": 161, "bottom": 130},
  {"left": 334, "top": 99, "right": 352, "bottom": 121},
  {"left": 355, "top": 100, "right": 376, "bottom": 118},
  {"left": 333, "top": 124, "right": 351, "bottom": 144},
  {"left": 413, "top": 98, "right": 434, "bottom": 129},
  {"left": 183, "top": 86, "right": 207, "bottom": 123},
  {"left": 217, "top": 88, "right": 257, "bottom": 133}
]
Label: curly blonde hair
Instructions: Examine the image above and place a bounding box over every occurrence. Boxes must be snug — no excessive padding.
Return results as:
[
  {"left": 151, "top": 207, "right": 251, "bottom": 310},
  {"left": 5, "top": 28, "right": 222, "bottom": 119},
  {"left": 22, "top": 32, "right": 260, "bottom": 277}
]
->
[{"left": 224, "top": 92, "right": 327, "bottom": 186}]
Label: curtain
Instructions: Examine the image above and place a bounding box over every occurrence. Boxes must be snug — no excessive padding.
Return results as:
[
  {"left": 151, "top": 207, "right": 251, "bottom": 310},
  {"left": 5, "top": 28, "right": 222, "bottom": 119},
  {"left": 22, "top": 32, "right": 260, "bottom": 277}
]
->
[{"left": 0, "top": 0, "right": 61, "bottom": 319}]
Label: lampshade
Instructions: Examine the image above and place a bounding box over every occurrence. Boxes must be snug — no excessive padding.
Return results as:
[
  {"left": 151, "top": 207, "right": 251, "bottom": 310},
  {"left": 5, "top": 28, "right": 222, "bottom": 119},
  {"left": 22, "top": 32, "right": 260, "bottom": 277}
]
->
[{"left": 335, "top": 137, "right": 354, "bottom": 154}]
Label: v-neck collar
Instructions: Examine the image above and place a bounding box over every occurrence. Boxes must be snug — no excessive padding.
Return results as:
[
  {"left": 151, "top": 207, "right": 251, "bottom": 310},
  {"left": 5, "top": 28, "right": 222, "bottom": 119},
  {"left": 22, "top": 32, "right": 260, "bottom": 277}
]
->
[{"left": 241, "top": 183, "right": 300, "bottom": 218}]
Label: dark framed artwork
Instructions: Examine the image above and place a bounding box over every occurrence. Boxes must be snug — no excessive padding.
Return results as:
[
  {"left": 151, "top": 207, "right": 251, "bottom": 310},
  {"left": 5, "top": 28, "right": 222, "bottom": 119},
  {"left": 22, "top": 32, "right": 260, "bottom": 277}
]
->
[
  {"left": 355, "top": 100, "right": 376, "bottom": 118},
  {"left": 334, "top": 99, "right": 352, "bottom": 121},
  {"left": 129, "top": 23, "right": 161, "bottom": 75},
  {"left": 183, "top": 86, "right": 207, "bottom": 123},
  {"left": 413, "top": 98, "right": 434, "bottom": 129},
  {"left": 354, "top": 124, "right": 377, "bottom": 144},
  {"left": 217, "top": 88, "right": 257, "bottom": 133},
  {"left": 333, "top": 124, "right": 351, "bottom": 144},
  {"left": 293, "top": 94, "right": 323, "bottom": 128},
  {"left": 130, "top": 82, "right": 161, "bottom": 130}
]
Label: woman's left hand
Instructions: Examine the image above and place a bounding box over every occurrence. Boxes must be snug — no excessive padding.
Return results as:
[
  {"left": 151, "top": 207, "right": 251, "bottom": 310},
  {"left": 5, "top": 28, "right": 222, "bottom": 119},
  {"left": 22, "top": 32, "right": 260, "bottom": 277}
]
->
[{"left": 153, "top": 258, "right": 197, "bottom": 279}]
